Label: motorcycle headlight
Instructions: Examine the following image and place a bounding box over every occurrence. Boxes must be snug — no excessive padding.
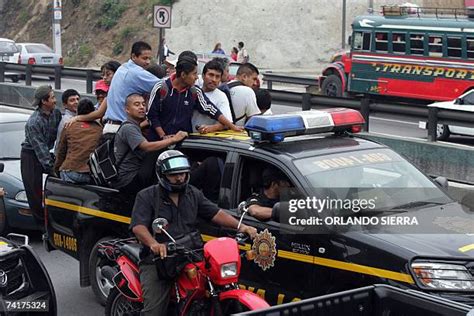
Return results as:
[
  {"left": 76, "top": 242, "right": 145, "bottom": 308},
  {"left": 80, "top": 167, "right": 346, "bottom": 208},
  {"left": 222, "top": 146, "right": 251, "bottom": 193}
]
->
[
  {"left": 15, "top": 191, "right": 28, "bottom": 203},
  {"left": 411, "top": 262, "right": 474, "bottom": 290},
  {"left": 220, "top": 262, "right": 237, "bottom": 278}
]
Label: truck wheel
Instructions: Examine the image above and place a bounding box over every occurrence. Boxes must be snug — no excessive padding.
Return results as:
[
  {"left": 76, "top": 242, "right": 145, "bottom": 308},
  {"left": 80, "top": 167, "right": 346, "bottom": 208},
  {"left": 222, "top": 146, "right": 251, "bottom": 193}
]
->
[
  {"left": 321, "top": 74, "right": 343, "bottom": 97},
  {"left": 90, "top": 236, "right": 116, "bottom": 306},
  {"left": 436, "top": 124, "right": 450, "bottom": 141},
  {"left": 105, "top": 287, "right": 142, "bottom": 316}
]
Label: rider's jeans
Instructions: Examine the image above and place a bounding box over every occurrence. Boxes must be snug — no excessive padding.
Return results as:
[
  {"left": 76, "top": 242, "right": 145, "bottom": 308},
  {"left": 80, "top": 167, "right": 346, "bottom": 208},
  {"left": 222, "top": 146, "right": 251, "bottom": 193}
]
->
[{"left": 140, "top": 262, "right": 172, "bottom": 316}]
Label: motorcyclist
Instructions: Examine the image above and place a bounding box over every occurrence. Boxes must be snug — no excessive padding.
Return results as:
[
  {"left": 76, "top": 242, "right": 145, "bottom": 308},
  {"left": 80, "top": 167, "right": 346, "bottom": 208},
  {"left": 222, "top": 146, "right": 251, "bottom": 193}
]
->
[{"left": 130, "top": 150, "right": 257, "bottom": 315}]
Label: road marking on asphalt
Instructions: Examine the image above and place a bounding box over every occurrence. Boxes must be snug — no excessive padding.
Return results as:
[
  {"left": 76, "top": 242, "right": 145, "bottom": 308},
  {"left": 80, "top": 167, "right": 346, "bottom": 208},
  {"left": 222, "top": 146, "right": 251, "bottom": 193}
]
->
[{"left": 369, "top": 116, "right": 419, "bottom": 126}]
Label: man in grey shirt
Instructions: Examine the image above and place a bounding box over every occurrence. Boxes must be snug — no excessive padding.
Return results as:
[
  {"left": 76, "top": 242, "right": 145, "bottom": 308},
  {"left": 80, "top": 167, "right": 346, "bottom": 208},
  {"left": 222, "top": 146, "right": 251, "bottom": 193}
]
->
[{"left": 113, "top": 93, "right": 187, "bottom": 193}]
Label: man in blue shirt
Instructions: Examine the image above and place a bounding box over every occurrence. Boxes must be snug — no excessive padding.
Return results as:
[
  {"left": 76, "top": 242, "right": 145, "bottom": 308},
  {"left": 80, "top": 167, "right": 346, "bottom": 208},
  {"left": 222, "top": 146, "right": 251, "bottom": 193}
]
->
[{"left": 68, "top": 41, "right": 160, "bottom": 134}]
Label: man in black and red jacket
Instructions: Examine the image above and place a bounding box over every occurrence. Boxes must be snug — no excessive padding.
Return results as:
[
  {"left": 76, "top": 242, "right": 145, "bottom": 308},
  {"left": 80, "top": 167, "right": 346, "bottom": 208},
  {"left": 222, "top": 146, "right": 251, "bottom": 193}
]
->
[{"left": 147, "top": 52, "right": 242, "bottom": 141}]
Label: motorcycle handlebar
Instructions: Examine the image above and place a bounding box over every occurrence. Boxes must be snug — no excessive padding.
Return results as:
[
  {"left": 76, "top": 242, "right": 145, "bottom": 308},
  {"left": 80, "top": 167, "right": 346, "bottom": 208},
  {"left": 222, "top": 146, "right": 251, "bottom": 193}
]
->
[{"left": 152, "top": 243, "right": 203, "bottom": 261}]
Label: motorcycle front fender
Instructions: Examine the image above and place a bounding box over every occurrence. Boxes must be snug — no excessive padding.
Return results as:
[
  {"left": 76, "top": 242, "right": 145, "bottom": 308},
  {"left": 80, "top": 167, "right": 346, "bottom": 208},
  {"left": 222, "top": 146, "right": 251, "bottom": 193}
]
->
[{"left": 219, "top": 289, "right": 270, "bottom": 310}]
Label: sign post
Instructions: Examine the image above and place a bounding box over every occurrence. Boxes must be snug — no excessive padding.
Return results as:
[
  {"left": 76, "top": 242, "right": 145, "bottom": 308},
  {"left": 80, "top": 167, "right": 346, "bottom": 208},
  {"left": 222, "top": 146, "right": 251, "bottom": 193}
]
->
[
  {"left": 153, "top": 5, "right": 172, "bottom": 64},
  {"left": 52, "top": 0, "right": 62, "bottom": 56}
]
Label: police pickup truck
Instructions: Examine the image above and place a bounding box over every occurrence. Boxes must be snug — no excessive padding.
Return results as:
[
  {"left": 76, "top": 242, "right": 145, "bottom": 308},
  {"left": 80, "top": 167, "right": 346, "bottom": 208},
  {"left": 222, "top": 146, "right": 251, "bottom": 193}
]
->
[{"left": 43, "top": 109, "right": 474, "bottom": 307}]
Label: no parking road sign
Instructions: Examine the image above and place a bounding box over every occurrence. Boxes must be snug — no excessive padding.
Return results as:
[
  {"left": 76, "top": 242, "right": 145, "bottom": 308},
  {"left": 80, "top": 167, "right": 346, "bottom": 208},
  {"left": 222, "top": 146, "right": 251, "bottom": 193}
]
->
[{"left": 153, "top": 5, "right": 172, "bottom": 28}]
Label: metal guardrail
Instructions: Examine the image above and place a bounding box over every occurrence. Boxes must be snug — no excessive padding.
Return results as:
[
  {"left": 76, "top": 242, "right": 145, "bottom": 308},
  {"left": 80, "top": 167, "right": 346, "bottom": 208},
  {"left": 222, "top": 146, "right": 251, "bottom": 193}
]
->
[
  {"left": 262, "top": 73, "right": 318, "bottom": 90},
  {"left": 267, "top": 90, "right": 474, "bottom": 142},
  {"left": 1, "top": 62, "right": 472, "bottom": 143},
  {"left": 0, "top": 62, "right": 101, "bottom": 94}
]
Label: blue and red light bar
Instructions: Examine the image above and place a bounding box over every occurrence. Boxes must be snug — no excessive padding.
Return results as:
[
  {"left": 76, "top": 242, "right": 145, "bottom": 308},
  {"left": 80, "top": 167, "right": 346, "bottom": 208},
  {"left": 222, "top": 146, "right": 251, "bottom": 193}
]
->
[{"left": 244, "top": 108, "right": 365, "bottom": 143}]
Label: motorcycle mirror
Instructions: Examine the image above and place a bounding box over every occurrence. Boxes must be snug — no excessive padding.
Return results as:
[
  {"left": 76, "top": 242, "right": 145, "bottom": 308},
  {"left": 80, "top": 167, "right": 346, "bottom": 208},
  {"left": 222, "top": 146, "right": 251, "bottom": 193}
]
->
[
  {"left": 152, "top": 218, "right": 169, "bottom": 234},
  {"left": 237, "top": 201, "right": 248, "bottom": 217}
]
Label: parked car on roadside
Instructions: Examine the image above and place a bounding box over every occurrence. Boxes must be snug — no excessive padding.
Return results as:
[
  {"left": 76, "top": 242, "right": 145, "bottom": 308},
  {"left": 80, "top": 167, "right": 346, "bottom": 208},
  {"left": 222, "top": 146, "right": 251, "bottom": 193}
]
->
[
  {"left": 0, "top": 38, "right": 20, "bottom": 82},
  {"left": 418, "top": 89, "right": 474, "bottom": 140},
  {"left": 0, "top": 112, "right": 39, "bottom": 234},
  {"left": 14, "top": 43, "right": 63, "bottom": 66},
  {"left": 0, "top": 38, "right": 18, "bottom": 63}
]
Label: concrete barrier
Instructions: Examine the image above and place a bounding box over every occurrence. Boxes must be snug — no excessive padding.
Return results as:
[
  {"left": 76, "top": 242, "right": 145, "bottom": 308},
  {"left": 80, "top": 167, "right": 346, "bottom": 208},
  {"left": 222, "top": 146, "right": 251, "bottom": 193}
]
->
[
  {"left": 359, "top": 132, "right": 474, "bottom": 184},
  {"left": 0, "top": 82, "right": 96, "bottom": 111}
]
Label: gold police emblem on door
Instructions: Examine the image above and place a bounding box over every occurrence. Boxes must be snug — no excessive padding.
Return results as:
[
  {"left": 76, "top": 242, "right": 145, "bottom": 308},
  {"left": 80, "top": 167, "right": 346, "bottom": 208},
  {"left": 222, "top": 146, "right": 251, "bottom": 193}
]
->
[{"left": 251, "top": 229, "right": 276, "bottom": 271}]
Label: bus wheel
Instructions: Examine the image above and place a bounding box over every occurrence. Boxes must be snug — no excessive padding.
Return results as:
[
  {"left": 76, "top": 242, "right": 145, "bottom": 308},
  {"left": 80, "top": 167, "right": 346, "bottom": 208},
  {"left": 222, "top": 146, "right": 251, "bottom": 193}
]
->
[
  {"left": 436, "top": 124, "right": 450, "bottom": 141},
  {"left": 321, "top": 74, "right": 343, "bottom": 97}
]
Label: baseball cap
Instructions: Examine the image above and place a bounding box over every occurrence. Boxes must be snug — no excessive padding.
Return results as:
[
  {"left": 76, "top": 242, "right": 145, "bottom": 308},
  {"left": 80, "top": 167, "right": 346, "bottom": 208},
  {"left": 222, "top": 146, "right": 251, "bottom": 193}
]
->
[
  {"left": 95, "top": 80, "right": 109, "bottom": 93},
  {"left": 32, "top": 85, "right": 53, "bottom": 107},
  {"left": 164, "top": 58, "right": 177, "bottom": 67}
]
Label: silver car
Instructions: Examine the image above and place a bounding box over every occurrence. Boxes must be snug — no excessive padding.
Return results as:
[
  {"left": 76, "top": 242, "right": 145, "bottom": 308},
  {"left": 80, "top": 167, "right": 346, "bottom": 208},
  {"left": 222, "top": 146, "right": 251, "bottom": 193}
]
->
[
  {"left": 14, "top": 43, "right": 63, "bottom": 65},
  {"left": 0, "top": 38, "right": 20, "bottom": 82}
]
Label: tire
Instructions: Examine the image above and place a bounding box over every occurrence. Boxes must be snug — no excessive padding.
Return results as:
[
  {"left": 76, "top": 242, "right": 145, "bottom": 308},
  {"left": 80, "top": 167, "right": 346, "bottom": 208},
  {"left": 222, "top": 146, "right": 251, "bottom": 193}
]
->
[
  {"left": 105, "top": 287, "right": 142, "bottom": 316},
  {"left": 321, "top": 74, "right": 343, "bottom": 97},
  {"left": 10, "top": 75, "right": 19, "bottom": 83},
  {"left": 90, "top": 236, "right": 117, "bottom": 306},
  {"left": 436, "top": 124, "right": 450, "bottom": 141},
  {"left": 219, "top": 299, "right": 251, "bottom": 315}
]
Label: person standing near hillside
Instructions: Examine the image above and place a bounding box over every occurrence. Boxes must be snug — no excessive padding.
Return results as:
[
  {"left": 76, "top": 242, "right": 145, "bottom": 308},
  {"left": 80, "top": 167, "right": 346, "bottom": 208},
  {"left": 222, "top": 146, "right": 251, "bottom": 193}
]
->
[
  {"left": 212, "top": 42, "right": 225, "bottom": 55},
  {"left": 237, "top": 41, "right": 249, "bottom": 63},
  {"left": 21, "top": 85, "right": 62, "bottom": 229},
  {"left": 230, "top": 47, "right": 238, "bottom": 61}
]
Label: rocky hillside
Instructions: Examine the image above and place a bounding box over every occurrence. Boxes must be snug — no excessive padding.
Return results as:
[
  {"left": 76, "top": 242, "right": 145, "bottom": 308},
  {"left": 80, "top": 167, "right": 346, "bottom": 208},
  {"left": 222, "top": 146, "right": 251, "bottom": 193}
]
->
[{"left": 0, "top": 0, "right": 465, "bottom": 71}]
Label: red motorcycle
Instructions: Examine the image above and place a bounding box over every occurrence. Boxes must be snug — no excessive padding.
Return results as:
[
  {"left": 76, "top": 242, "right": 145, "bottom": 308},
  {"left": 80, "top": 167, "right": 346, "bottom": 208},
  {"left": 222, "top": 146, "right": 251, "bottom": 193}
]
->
[{"left": 101, "top": 209, "right": 269, "bottom": 315}]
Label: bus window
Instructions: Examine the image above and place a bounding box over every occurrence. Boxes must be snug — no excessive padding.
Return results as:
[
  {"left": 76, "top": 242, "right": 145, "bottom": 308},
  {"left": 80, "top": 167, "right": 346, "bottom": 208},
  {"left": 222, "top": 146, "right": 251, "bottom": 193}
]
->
[
  {"left": 410, "top": 34, "right": 424, "bottom": 55},
  {"left": 447, "top": 37, "right": 462, "bottom": 58},
  {"left": 353, "top": 31, "right": 371, "bottom": 51},
  {"left": 428, "top": 35, "right": 443, "bottom": 57},
  {"left": 375, "top": 32, "right": 388, "bottom": 52},
  {"left": 467, "top": 37, "right": 474, "bottom": 59},
  {"left": 392, "top": 33, "right": 406, "bottom": 54}
]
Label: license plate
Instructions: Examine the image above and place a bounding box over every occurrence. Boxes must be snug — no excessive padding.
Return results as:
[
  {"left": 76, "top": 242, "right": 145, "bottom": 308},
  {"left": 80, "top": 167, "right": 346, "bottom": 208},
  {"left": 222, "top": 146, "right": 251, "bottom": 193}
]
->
[{"left": 42, "top": 58, "right": 53, "bottom": 64}]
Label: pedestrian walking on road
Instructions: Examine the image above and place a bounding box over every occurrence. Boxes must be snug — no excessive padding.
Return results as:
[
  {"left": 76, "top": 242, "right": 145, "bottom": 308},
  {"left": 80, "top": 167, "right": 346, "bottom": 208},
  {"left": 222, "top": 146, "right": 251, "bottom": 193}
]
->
[
  {"left": 159, "top": 38, "right": 175, "bottom": 64},
  {"left": 20, "top": 85, "right": 62, "bottom": 229}
]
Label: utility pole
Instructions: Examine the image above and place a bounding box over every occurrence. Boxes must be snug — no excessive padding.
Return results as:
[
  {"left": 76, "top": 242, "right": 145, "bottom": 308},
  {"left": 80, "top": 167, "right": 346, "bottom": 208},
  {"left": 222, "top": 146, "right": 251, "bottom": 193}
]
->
[
  {"left": 342, "top": 0, "right": 346, "bottom": 49},
  {"left": 52, "top": 0, "right": 62, "bottom": 56},
  {"left": 368, "top": 0, "right": 374, "bottom": 14}
]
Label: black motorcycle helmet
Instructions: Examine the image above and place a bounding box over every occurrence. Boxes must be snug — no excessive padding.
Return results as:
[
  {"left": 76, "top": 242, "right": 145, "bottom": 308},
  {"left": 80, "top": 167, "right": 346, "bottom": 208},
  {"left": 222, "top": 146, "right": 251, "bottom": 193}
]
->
[{"left": 156, "top": 150, "right": 191, "bottom": 192}]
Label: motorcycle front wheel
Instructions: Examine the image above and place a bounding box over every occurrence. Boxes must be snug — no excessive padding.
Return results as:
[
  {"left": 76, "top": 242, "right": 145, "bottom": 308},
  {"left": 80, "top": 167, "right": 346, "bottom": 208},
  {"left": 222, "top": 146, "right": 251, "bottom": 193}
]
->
[
  {"left": 219, "top": 299, "right": 251, "bottom": 315},
  {"left": 105, "top": 287, "right": 142, "bottom": 316}
]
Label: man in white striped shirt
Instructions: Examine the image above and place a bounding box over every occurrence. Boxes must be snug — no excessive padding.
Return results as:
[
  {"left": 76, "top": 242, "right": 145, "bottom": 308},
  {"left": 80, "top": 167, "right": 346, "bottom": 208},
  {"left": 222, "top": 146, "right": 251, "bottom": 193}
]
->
[{"left": 147, "top": 52, "right": 242, "bottom": 141}]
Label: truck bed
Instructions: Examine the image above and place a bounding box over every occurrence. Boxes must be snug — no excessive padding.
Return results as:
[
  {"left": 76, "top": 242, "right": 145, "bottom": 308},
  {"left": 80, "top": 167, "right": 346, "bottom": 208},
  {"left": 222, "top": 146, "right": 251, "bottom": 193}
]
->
[{"left": 236, "top": 284, "right": 474, "bottom": 316}]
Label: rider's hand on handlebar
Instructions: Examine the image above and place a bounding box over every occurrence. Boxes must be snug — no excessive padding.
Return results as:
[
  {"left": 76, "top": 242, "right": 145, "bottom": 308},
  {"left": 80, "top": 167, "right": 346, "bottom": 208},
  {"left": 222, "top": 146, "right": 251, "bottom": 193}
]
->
[
  {"left": 238, "top": 224, "right": 257, "bottom": 240},
  {"left": 150, "top": 242, "right": 167, "bottom": 259}
]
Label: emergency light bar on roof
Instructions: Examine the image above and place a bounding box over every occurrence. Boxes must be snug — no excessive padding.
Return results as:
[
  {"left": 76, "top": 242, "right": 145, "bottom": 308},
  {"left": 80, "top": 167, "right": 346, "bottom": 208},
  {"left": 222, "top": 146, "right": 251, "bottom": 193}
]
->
[{"left": 244, "top": 108, "right": 365, "bottom": 143}]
